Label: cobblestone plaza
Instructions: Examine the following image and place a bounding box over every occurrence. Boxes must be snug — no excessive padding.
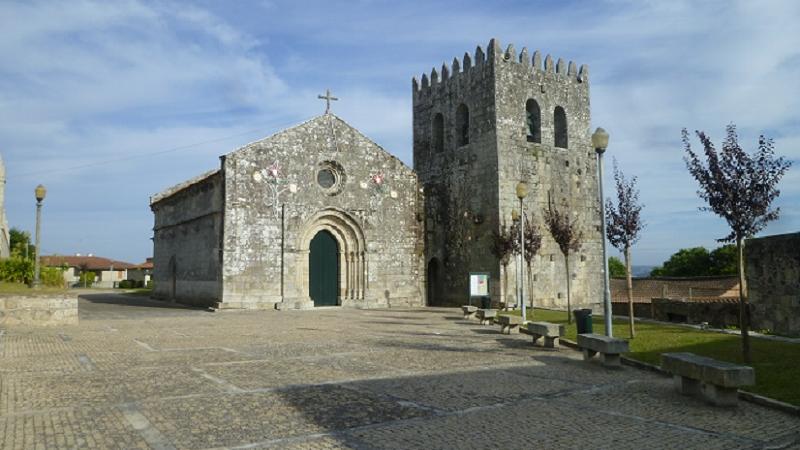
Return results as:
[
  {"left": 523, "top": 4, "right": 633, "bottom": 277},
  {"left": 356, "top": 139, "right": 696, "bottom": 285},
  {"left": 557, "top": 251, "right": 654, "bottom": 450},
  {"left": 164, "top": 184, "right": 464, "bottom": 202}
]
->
[{"left": 1, "top": 294, "right": 798, "bottom": 449}]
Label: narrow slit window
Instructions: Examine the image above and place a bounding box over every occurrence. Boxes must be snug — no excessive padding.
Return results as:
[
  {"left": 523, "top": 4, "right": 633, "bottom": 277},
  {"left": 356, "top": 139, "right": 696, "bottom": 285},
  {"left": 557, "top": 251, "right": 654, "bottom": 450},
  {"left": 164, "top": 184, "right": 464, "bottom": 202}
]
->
[
  {"left": 554, "top": 106, "right": 568, "bottom": 148},
  {"left": 526, "top": 99, "right": 541, "bottom": 143},
  {"left": 456, "top": 104, "right": 469, "bottom": 147}
]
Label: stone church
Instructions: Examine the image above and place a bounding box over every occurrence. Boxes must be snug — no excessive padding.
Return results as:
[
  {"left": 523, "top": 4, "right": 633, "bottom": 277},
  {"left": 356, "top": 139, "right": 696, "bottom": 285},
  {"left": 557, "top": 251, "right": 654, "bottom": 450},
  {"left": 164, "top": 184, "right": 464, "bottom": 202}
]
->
[{"left": 150, "top": 39, "right": 603, "bottom": 311}]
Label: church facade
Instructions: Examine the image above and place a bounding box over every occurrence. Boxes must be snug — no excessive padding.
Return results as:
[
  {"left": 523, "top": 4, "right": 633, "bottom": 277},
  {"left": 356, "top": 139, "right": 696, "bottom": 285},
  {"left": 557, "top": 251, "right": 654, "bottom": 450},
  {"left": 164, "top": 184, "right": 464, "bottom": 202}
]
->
[
  {"left": 150, "top": 39, "right": 603, "bottom": 311},
  {"left": 150, "top": 114, "right": 423, "bottom": 309}
]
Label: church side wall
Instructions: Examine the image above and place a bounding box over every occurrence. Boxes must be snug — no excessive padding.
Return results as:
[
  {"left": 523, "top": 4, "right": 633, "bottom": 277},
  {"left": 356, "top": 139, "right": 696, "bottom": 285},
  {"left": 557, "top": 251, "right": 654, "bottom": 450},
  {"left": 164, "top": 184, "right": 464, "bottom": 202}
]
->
[
  {"left": 494, "top": 47, "right": 603, "bottom": 311},
  {"left": 151, "top": 173, "right": 223, "bottom": 307},
  {"left": 221, "top": 116, "right": 423, "bottom": 309},
  {"left": 413, "top": 49, "right": 501, "bottom": 307}
]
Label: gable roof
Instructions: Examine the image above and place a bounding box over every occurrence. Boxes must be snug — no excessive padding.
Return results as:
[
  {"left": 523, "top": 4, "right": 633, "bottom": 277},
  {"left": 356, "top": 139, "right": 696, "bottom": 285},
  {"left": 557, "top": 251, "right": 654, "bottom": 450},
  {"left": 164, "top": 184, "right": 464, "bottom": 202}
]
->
[
  {"left": 150, "top": 169, "right": 220, "bottom": 206},
  {"left": 41, "top": 255, "right": 136, "bottom": 270},
  {"left": 224, "top": 113, "right": 415, "bottom": 175}
]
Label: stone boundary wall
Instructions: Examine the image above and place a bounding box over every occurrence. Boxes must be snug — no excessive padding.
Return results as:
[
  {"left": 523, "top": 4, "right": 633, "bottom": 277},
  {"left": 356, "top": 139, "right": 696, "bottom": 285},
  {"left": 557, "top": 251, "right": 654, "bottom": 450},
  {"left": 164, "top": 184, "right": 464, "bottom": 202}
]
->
[
  {"left": 611, "top": 298, "right": 739, "bottom": 328},
  {"left": 0, "top": 295, "right": 78, "bottom": 326},
  {"left": 747, "top": 232, "right": 800, "bottom": 337}
]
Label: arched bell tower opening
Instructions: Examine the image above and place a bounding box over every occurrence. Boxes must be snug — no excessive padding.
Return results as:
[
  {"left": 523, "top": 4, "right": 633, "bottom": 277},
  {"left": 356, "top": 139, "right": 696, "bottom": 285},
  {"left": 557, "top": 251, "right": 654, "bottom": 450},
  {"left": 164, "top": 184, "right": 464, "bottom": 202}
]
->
[{"left": 297, "top": 208, "right": 367, "bottom": 307}]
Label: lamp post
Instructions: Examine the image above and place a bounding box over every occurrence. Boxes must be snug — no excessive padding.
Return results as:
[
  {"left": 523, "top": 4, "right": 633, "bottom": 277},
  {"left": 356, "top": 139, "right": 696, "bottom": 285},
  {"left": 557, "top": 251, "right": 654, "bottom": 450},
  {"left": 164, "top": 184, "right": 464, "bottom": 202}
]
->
[
  {"left": 32, "top": 184, "right": 46, "bottom": 289},
  {"left": 592, "top": 127, "right": 612, "bottom": 337},
  {"left": 516, "top": 182, "right": 529, "bottom": 320},
  {"left": 511, "top": 209, "right": 520, "bottom": 312}
]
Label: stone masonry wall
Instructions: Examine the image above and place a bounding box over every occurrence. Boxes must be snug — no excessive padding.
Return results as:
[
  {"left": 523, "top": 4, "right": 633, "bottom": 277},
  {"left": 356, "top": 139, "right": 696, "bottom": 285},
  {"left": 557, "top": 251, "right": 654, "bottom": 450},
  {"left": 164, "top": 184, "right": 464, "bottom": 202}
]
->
[
  {"left": 747, "top": 232, "right": 800, "bottom": 336},
  {"left": 221, "top": 114, "right": 422, "bottom": 309},
  {"left": 0, "top": 295, "right": 78, "bottom": 326},
  {"left": 493, "top": 40, "right": 602, "bottom": 311},
  {"left": 413, "top": 42, "right": 500, "bottom": 306},
  {"left": 413, "top": 39, "right": 602, "bottom": 310},
  {"left": 151, "top": 172, "right": 223, "bottom": 307}
]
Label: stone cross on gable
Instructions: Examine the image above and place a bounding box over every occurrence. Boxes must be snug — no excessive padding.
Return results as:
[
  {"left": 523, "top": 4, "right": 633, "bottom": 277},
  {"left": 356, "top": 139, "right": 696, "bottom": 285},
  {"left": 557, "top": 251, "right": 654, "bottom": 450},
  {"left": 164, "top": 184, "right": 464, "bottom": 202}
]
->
[{"left": 318, "top": 89, "right": 338, "bottom": 113}]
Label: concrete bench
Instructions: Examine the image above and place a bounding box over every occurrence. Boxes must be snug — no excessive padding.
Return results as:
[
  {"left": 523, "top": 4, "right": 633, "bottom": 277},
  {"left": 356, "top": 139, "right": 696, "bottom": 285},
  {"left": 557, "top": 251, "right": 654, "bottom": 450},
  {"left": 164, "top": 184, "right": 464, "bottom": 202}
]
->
[
  {"left": 520, "top": 321, "right": 563, "bottom": 348},
  {"left": 461, "top": 305, "right": 478, "bottom": 320},
  {"left": 577, "top": 333, "right": 629, "bottom": 367},
  {"left": 661, "top": 352, "right": 755, "bottom": 407},
  {"left": 496, "top": 314, "right": 523, "bottom": 334},
  {"left": 475, "top": 309, "right": 496, "bottom": 325}
]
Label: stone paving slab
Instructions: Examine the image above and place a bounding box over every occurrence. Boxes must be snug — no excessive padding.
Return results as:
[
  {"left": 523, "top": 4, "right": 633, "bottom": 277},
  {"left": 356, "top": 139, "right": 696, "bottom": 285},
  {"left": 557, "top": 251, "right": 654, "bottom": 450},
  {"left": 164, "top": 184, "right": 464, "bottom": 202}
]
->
[{"left": 0, "top": 295, "right": 796, "bottom": 449}]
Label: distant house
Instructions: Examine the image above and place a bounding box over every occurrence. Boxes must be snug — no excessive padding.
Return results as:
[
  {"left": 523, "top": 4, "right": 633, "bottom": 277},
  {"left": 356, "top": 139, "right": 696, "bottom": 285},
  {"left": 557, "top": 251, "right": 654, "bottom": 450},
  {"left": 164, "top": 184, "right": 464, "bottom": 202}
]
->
[
  {"left": 41, "top": 254, "right": 136, "bottom": 288},
  {"left": 127, "top": 258, "right": 153, "bottom": 286}
]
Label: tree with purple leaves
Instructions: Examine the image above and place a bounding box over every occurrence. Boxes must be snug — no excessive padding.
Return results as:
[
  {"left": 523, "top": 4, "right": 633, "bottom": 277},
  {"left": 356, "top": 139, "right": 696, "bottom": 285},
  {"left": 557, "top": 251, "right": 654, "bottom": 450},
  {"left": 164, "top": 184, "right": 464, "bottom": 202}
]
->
[
  {"left": 683, "top": 124, "right": 792, "bottom": 363},
  {"left": 544, "top": 206, "right": 582, "bottom": 324},
  {"left": 605, "top": 160, "right": 645, "bottom": 338},
  {"left": 492, "top": 216, "right": 542, "bottom": 311}
]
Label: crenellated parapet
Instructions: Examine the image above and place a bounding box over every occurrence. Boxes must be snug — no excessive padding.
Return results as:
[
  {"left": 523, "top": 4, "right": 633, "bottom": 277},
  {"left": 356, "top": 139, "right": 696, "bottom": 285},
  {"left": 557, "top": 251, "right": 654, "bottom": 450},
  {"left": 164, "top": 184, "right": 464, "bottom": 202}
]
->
[{"left": 412, "top": 38, "right": 589, "bottom": 96}]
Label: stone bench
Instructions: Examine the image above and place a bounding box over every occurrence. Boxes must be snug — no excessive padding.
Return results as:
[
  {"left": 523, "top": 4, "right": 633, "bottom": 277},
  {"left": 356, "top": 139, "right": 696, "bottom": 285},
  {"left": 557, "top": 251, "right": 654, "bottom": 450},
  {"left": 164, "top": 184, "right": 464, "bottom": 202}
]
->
[
  {"left": 520, "top": 321, "right": 563, "bottom": 348},
  {"left": 661, "top": 352, "right": 755, "bottom": 407},
  {"left": 496, "top": 314, "right": 523, "bottom": 334},
  {"left": 475, "top": 309, "right": 496, "bottom": 325},
  {"left": 461, "top": 305, "right": 478, "bottom": 320},
  {"left": 577, "top": 333, "right": 629, "bottom": 367}
]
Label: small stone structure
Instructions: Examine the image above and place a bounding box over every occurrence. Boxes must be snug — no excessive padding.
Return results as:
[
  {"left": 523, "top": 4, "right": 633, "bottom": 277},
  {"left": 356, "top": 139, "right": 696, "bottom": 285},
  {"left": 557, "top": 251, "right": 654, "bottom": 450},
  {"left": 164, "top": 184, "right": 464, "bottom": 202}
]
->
[
  {"left": 0, "top": 295, "right": 78, "bottom": 326},
  {"left": 577, "top": 333, "right": 629, "bottom": 367},
  {"left": 662, "top": 352, "right": 754, "bottom": 407},
  {"left": 747, "top": 232, "right": 800, "bottom": 336}
]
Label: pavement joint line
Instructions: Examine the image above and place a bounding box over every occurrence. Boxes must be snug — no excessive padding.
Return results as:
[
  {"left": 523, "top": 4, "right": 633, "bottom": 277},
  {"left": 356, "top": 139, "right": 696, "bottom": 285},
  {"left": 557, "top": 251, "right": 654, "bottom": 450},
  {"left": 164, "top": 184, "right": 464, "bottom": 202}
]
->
[
  {"left": 190, "top": 366, "right": 245, "bottom": 393},
  {"left": 133, "top": 338, "right": 158, "bottom": 352},
  {"left": 118, "top": 402, "right": 177, "bottom": 450}
]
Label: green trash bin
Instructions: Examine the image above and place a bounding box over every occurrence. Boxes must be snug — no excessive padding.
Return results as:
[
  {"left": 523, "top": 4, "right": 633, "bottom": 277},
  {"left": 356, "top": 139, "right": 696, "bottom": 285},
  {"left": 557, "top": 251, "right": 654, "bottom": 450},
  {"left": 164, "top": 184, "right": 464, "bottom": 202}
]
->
[
  {"left": 480, "top": 296, "right": 491, "bottom": 309},
  {"left": 573, "top": 309, "right": 593, "bottom": 334}
]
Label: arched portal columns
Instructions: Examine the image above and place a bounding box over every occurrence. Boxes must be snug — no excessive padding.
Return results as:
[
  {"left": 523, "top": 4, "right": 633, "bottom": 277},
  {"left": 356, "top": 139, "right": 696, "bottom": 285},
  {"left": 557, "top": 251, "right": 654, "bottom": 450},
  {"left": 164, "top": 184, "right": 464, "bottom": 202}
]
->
[{"left": 281, "top": 208, "right": 367, "bottom": 309}]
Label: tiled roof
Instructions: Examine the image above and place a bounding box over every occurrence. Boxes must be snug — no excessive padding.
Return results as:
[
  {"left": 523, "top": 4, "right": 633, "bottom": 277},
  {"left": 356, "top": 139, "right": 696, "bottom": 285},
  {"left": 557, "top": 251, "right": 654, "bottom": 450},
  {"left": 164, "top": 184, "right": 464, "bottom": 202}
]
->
[{"left": 41, "top": 255, "right": 136, "bottom": 270}]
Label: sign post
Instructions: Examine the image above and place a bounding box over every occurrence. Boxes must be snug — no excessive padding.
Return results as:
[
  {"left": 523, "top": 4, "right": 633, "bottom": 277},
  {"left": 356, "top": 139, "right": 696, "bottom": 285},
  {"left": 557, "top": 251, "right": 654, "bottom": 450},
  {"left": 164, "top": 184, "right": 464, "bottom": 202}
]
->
[{"left": 469, "top": 272, "right": 490, "bottom": 308}]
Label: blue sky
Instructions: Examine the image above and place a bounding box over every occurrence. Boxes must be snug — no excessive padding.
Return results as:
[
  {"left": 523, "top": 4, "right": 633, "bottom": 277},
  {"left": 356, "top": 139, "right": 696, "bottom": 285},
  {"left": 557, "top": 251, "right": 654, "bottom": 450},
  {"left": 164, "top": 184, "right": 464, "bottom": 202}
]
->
[{"left": 1, "top": 0, "right": 798, "bottom": 265}]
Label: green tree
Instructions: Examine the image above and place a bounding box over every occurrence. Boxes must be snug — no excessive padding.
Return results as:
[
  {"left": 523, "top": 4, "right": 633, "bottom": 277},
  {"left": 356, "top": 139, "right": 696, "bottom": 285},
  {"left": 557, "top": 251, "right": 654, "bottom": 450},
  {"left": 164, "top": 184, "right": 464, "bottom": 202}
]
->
[
  {"left": 650, "top": 247, "right": 711, "bottom": 277},
  {"left": 710, "top": 244, "right": 737, "bottom": 275},
  {"left": 608, "top": 256, "right": 626, "bottom": 278},
  {"left": 9, "top": 228, "right": 34, "bottom": 259}
]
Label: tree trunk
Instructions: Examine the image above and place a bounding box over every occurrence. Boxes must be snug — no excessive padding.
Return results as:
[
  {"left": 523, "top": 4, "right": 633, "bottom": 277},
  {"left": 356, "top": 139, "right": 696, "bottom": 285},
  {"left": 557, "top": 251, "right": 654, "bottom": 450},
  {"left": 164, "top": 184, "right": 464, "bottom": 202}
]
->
[
  {"left": 625, "top": 245, "right": 635, "bottom": 339},
  {"left": 501, "top": 263, "right": 508, "bottom": 309},
  {"left": 565, "top": 253, "right": 572, "bottom": 324},
  {"left": 737, "top": 238, "right": 751, "bottom": 363}
]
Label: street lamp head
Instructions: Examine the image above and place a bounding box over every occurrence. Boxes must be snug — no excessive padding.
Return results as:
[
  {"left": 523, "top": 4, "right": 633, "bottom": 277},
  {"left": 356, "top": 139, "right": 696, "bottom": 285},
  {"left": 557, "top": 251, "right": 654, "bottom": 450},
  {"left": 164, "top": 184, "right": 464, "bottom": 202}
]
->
[
  {"left": 511, "top": 209, "right": 519, "bottom": 222},
  {"left": 35, "top": 184, "right": 47, "bottom": 202},
  {"left": 515, "top": 181, "right": 528, "bottom": 200},
  {"left": 592, "top": 127, "right": 609, "bottom": 154}
]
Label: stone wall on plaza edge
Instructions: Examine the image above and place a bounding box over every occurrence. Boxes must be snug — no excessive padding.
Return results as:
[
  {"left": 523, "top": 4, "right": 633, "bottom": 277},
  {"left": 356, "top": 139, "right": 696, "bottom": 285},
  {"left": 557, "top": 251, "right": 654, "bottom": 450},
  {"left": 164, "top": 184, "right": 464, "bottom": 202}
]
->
[
  {"left": 747, "top": 232, "right": 800, "bottom": 336},
  {"left": 0, "top": 295, "right": 78, "bottom": 326}
]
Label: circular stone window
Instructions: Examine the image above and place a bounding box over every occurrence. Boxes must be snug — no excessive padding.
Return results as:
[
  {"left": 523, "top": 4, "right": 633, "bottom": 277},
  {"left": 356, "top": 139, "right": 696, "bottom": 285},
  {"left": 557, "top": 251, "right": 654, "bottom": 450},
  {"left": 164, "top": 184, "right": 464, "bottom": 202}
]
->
[
  {"left": 317, "top": 168, "right": 336, "bottom": 189},
  {"left": 316, "top": 161, "right": 346, "bottom": 195}
]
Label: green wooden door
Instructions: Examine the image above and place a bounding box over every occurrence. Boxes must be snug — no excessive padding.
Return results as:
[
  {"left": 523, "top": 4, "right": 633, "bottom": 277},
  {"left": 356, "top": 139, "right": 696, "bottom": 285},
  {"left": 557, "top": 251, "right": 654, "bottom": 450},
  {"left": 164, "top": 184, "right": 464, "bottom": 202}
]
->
[{"left": 309, "top": 230, "right": 339, "bottom": 306}]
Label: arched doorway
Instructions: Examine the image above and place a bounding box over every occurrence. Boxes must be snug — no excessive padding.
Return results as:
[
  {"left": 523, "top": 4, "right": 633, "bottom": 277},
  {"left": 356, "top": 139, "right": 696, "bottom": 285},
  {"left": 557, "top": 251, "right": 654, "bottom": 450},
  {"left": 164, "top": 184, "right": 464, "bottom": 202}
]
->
[
  {"left": 427, "top": 258, "right": 442, "bottom": 306},
  {"left": 309, "top": 230, "right": 339, "bottom": 306}
]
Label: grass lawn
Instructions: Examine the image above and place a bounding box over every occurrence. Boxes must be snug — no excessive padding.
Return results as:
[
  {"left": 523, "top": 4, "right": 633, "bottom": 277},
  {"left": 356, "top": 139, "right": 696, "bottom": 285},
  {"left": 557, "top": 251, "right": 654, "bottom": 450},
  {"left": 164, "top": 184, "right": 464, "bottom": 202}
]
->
[
  {"left": 500, "top": 308, "right": 800, "bottom": 406},
  {"left": 0, "top": 281, "right": 68, "bottom": 295}
]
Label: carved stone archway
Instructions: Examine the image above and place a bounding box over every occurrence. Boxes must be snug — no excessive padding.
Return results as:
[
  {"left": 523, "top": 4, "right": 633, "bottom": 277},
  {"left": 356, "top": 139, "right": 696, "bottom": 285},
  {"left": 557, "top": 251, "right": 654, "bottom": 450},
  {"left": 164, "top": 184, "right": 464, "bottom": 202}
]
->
[{"left": 297, "top": 208, "right": 367, "bottom": 305}]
